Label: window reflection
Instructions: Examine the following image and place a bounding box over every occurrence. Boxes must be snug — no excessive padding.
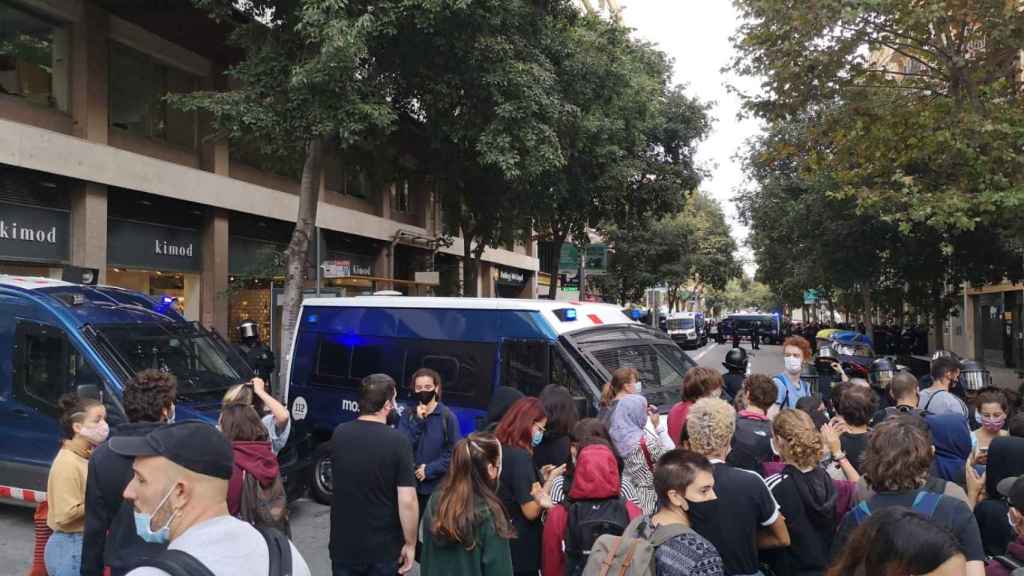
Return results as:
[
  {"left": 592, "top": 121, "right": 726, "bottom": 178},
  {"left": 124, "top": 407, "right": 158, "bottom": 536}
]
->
[{"left": 0, "top": 2, "right": 69, "bottom": 112}]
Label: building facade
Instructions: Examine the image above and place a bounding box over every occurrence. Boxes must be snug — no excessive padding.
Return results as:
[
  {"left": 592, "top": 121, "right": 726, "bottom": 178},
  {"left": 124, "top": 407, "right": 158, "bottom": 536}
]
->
[{"left": 0, "top": 0, "right": 539, "bottom": 350}]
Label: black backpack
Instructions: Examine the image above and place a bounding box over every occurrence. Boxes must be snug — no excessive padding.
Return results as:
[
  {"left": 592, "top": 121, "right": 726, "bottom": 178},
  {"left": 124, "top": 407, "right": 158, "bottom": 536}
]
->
[
  {"left": 728, "top": 416, "right": 773, "bottom": 473},
  {"left": 141, "top": 527, "right": 293, "bottom": 576},
  {"left": 564, "top": 497, "right": 632, "bottom": 576},
  {"left": 239, "top": 470, "right": 291, "bottom": 536}
]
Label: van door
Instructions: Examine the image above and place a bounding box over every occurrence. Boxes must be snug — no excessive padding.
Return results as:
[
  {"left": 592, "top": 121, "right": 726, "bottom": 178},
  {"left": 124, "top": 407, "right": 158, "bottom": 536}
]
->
[{"left": 0, "top": 318, "right": 105, "bottom": 493}]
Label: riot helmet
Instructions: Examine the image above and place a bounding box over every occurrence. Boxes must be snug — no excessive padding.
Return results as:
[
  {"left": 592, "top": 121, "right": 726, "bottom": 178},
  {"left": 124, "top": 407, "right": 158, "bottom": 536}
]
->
[
  {"left": 959, "top": 359, "right": 992, "bottom": 392},
  {"left": 869, "top": 357, "right": 895, "bottom": 389},
  {"left": 238, "top": 321, "right": 259, "bottom": 341},
  {"left": 723, "top": 347, "right": 748, "bottom": 372}
]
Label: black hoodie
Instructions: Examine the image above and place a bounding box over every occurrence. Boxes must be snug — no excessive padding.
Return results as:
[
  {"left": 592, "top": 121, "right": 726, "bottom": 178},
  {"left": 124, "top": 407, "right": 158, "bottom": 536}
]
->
[
  {"left": 485, "top": 387, "right": 524, "bottom": 431},
  {"left": 765, "top": 465, "right": 837, "bottom": 576}
]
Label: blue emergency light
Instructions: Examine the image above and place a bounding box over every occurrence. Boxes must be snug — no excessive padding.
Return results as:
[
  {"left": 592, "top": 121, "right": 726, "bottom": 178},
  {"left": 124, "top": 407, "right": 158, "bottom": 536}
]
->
[
  {"left": 554, "top": 308, "right": 578, "bottom": 322},
  {"left": 154, "top": 295, "right": 176, "bottom": 315}
]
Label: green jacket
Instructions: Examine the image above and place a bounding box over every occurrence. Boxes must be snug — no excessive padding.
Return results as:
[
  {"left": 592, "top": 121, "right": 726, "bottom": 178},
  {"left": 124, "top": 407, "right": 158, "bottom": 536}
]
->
[{"left": 420, "top": 492, "right": 513, "bottom": 576}]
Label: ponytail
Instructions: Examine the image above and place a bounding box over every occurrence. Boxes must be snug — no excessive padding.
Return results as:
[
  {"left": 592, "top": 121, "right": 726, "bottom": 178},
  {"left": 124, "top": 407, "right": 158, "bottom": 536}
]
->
[{"left": 602, "top": 368, "right": 638, "bottom": 407}]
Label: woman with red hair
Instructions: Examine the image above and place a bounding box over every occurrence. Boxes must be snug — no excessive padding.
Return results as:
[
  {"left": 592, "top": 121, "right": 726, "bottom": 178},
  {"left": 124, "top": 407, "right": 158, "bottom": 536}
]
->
[{"left": 495, "top": 397, "right": 559, "bottom": 576}]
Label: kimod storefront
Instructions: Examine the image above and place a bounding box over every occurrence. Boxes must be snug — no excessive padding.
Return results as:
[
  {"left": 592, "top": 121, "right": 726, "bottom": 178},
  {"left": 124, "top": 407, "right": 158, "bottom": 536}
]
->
[{"left": 0, "top": 166, "right": 71, "bottom": 279}]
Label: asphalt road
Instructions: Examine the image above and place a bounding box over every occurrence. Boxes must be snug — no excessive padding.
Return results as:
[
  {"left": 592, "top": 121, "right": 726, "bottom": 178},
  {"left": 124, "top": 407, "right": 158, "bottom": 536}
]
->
[{"left": 0, "top": 341, "right": 781, "bottom": 575}]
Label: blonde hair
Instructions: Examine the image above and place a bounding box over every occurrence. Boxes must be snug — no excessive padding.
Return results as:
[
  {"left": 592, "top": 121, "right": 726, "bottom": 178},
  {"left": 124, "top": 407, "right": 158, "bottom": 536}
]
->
[
  {"left": 686, "top": 398, "right": 736, "bottom": 455},
  {"left": 772, "top": 409, "right": 823, "bottom": 470},
  {"left": 223, "top": 383, "right": 253, "bottom": 406}
]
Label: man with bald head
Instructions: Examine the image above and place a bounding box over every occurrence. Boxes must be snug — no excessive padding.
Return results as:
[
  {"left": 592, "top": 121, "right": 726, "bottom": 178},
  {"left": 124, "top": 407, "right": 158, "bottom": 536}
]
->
[{"left": 111, "top": 421, "right": 310, "bottom": 576}]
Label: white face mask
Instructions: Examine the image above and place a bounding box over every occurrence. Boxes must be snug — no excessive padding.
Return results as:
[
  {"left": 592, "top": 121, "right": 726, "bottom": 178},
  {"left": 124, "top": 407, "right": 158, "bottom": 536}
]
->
[
  {"left": 633, "top": 381, "right": 643, "bottom": 394},
  {"left": 784, "top": 356, "right": 803, "bottom": 374}
]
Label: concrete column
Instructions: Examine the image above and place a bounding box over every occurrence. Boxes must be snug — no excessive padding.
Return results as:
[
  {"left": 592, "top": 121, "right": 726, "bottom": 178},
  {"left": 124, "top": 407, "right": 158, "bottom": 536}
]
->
[
  {"left": 71, "top": 2, "right": 108, "bottom": 144},
  {"left": 200, "top": 209, "right": 229, "bottom": 335},
  {"left": 375, "top": 245, "right": 392, "bottom": 291},
  {"left": 71, "top": 182, "right": 107, "bottom": 283},
  {"left": 479, "top": 263, "right": 495, "bottom": 298},
  {"left": 522, "top": 273, "right": 538, "bottom": 299}
]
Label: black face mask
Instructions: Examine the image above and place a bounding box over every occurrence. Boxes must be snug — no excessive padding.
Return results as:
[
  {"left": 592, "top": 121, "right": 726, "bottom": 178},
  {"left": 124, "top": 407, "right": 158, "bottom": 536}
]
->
[
  {"left": 685, "top": 498, "right": 717, "bottom": 522},
  {"left": 415, "top": 390, "right": 436, "bottom": 406}
]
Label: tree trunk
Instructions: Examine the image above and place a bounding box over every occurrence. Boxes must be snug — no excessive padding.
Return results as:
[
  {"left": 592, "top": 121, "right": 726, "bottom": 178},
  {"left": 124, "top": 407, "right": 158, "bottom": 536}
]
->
[
  {"left": 462, "top": 236, "right": 479, "bottom": 297},
  {"left": 860, "top": 284, "right": 873, "bottom": 337},
  {"left": 280, "top": 138, "right": 325, "bottom": 393},
  {"left": 546, "top": 233, "right": 568, "bottom": 300},
  {"left": 933, "top": 300, "right": 946, "bottom": 352}
]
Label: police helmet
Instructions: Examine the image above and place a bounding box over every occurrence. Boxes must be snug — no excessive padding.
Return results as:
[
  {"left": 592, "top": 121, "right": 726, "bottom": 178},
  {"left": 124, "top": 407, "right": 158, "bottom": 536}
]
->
[
  {"left": 959, "top": 359, "right": 992, "bottom": 392},
  {"left": 869, "top": 357, "right": 895, "bottom": 389},
  {"left": 238, "top": 321, "right": 259, "bottom": 341},
  {"left": 723, "top": 347, "right": 748, "bottom": 372}
]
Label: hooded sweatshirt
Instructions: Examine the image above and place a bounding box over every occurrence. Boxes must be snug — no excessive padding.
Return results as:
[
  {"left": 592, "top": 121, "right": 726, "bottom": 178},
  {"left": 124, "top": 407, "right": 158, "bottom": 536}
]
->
[
  {"left": 541, "top": 445, "right": 643, "bottom": 576},
  {"left": 485, "top": 387, "right": 525, "bottom": 431},
  {"left": 227, "top": 441, "right": 280, "bottom": 517},
  {"left": 764, "top": 466, "right": 837, "bottom": 576}
]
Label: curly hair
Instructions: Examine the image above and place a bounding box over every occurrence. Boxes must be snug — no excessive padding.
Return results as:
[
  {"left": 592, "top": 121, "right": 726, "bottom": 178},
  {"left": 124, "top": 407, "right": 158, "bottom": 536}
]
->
[
  {"left": 682, "top": 367, "right": 724, "bottom": 403},
  {"left": 743, "top": 374, "right": 777, "bottom": 411},
  {"left": 124, "top": 369, "right": 177, "bottom": 423},
  {"left": 783, "top": 336, "right": 812, "bottom": 361},
  {"left": 772, "top": 409, "right": 823, "bottom": 470},
  {"left": 862, "top": 418, "right": 932, "bottom": 493},
  {"left": 686, "top": 398, "right": 736, "bottom": 456}
]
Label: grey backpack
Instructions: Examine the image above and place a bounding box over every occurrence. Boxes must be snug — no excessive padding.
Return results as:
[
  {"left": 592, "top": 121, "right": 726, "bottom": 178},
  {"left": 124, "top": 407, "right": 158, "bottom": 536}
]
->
[{"left": 582, "top": 515, "right": 692, "bottom": 576}]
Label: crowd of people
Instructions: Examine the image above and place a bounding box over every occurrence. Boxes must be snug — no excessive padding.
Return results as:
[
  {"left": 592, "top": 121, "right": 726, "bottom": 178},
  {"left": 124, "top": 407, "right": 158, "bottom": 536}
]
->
[{"left": 29, "top": 331, "right": 1024, "bottom": 576}]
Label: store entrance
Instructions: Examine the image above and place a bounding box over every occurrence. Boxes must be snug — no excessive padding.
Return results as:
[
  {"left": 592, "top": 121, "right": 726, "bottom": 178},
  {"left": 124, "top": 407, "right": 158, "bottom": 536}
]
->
[{"left": 107, "top": 268, "right": 200, "bottom": 320}]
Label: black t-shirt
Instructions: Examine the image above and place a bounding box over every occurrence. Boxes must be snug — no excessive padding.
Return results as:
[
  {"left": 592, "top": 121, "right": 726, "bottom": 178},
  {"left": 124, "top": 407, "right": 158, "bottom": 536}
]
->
[
  {"left": 329, "top": 419, "right": 417, "bottom": 563},
  {"left": 832, "top": 490, "right": 985, "bottom": 562},
  {"left": 533, "top": 433, "right": 570, "bottom": 471},
  {"left": 764, "top": 472, "right": 834, "bottom": 576},
  {"left": 723, "top": 373, "right": 745, "bottom": 399},
  {"left": 689, "top": 462, "right": 781, "bottom": 576},
  {"left": 727, "top": 416, "right": 774, "bottom": 474},
  {"left": 840, "top": 433, "right": 869, "bottom": 473},
  {"left": 498, "top": 444, "right": 542, "bottom": 572}
]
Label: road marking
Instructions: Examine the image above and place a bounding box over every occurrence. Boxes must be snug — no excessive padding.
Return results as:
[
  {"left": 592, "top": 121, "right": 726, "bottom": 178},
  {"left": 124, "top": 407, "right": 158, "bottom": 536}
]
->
[{"left": 694, "top": 342, "right": 717, "bottom": 362}]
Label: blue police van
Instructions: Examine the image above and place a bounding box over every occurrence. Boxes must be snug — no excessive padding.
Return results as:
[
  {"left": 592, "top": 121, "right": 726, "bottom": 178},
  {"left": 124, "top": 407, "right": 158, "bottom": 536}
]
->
[
  {"left": 285, "top": 296, "right": 698, "bottom": 503},
  {"left": 0, "top": 275, "right": 308, "bottom": 505}
]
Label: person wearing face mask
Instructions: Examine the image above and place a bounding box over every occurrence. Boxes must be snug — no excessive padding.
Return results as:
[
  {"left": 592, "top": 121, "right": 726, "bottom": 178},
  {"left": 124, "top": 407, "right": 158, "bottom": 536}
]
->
[
  {"left": 669, "top": 367, "right": 725, "bottom": 446},
  {"left": 495, "top": 398, "right": 558, "bottom": 576},
  {"left": 637, "top": 449, "right": 724, "bottom": 576},
  {"left": 971, "top": 388, "right": 1010, "bottom": 464},
  {"left": 112, "top": 421, "right": 310, "bottom": 576},
  {"left": 686, "top": 397, "right": 790, "bottom": 576},
  {"left": 420, "top": 433, "right": 514, "bottom": 576},
  {"left": 328, "top": 374, "right": 419, "bottom": 576},
  {"left": 44, "top": 392, "right": 108, "bottom": 576},
  {"left": 399, "top": 368, "right": 461, "bottom": 529},
  {"left": 986, "top": 476, "right": 1024, "bottom": 575},
  {"left": 770, "top": 336, "right": 813, "bottom": 419},
  {"left": 597, "top": 367, "right": 641, "bottom": 426},
  {"left": 610, "top": 394, "right": 671, "bottom": 515},
  {"left": 82, "top": 369, "right": 177, "bottom": 576}
]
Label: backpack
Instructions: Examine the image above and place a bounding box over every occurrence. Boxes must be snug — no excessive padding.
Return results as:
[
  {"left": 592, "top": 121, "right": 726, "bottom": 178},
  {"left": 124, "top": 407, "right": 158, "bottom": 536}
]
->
[
  {"left": 849, "top": 490, "right": 942, "bottom": 527},
  {"left": 564, "top": 498, "right": 632, "bottom": 576},
  {"left": 582, "top": 515, "right": 692, "bottom": 576},
  {"left": 728, "top": 417, "right": 773, "bottom": 472},
  {"left": 142, "top": 526, "right": 293, "bottom": 576},
  {"left": 239, "top": 470, "right": 291, "bottom": 536}
]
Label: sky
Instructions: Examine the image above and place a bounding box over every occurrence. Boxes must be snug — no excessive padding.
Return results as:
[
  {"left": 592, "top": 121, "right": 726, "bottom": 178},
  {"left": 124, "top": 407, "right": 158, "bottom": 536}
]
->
[{"left": 620, "top": 1, "right": 763, "bottom": 277}]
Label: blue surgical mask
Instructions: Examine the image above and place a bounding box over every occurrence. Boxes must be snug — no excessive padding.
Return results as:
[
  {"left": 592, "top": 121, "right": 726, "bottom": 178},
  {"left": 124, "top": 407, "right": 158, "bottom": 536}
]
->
[
  {"left": 133, "top": 484, "right": 178, "bottom": 544},
  {"left": 531, "top": 429, "right": 544, "bottom": 447}
]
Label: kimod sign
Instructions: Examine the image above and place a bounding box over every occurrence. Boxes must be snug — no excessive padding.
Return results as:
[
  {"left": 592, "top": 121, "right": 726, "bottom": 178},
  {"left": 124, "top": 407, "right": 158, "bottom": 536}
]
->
[
  {"left": 108, "top": 219, "right": 202, "bottom": 272},
  {"left": 0, "top": 203, "right": 70, "bottom": 262}
]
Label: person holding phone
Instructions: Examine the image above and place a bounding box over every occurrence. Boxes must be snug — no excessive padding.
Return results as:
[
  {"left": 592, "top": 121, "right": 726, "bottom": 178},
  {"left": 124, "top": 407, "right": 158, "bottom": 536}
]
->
[
  {"left": 972, "top": 388, "right": 1010, "bottom": 465},
  {"left": 610, "top": 394, "right": 670, "bottom": 514}
]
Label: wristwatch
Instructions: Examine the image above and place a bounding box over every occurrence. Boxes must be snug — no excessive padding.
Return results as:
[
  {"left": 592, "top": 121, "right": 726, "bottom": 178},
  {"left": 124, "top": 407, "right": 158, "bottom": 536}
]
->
[{"left": 831, "top": 451, "right": 847, "bottom": 462}]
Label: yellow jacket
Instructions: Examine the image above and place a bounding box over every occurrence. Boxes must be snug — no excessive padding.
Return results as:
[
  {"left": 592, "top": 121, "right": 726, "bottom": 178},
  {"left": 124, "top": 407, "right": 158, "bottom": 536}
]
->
[{"left": 46, "top": 440, "right": 90, "bottom": 532}]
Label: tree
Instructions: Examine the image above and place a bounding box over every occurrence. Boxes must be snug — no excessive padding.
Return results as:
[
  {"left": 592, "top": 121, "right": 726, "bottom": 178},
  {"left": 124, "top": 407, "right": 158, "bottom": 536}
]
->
[
  {"left": 173, "top": 0, "right": 394, "bottom": 373},
  {"left": 530, "top": 16, "right": 711, "bottom": 298}
]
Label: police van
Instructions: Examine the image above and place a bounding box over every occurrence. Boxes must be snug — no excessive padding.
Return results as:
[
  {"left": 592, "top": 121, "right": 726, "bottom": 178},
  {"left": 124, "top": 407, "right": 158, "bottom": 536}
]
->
[
  {"left": 0, "top": 275, "right": 308, "bottom": 505},
  {"left": 285, "top": 296, "right": 697, "bottom": 503},
  {"left": 666, "top": 311, "right": 706, "bottom": 348}
]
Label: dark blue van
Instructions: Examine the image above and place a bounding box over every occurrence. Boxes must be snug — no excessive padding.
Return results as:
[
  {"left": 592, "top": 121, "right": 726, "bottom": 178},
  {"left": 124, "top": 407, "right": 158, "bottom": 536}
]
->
[
  {"left": 0, "top": 275, "right": 310, "bottom": 505},
  {"left": 286, "top": 296, "right": 697, "bottom": 503}
]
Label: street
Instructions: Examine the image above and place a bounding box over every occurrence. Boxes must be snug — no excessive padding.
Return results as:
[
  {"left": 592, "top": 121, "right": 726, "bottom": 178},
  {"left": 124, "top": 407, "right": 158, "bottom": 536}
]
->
[{"left": 0, "top": 341, "right": 775, "bottom": 575}]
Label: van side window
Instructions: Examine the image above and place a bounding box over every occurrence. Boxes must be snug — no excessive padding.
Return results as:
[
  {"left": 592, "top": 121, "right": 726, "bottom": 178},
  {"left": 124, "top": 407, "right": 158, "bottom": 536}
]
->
[
  {"left": 314, "top": 336, "right": 353, "bottom": 386},
  {"left": 405, "top": 341, "right": 495, "bottom": 409},
  {"left": 550, "top": 348, "right": 586, "bottom": 399},
  {"left": 14, "top": 320, "right": 100, "bottom": 416},
  {"left": 501, "top": 339, "right": 549, "bottom": 397}
]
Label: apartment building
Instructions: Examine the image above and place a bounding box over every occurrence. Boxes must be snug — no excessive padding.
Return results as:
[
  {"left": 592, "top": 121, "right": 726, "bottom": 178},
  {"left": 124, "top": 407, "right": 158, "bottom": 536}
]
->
[{"left": 0, "top": 0, "right": 539, "bottom": 350}]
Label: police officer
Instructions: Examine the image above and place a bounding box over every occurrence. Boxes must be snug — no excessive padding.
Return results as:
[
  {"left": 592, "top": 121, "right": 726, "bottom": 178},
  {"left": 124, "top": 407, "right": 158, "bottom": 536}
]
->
[
  {"left": 722, "top": 347, "right": 749, "bottom": 399},
  {"left": 751, "top": 321, "right": 761, "bottom": 350},
  {"left": 236, "top": 321, "right": 276, "bottom": 382}
]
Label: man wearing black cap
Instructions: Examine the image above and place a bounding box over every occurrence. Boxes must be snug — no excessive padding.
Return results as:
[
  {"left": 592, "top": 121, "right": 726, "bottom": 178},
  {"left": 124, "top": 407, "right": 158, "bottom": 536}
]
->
[
  {"left": 112, "top": 421, "right": 311, "bottom": 576},
  {"left": 990, "top": 476, "right": 1024, "bottom": 575}
]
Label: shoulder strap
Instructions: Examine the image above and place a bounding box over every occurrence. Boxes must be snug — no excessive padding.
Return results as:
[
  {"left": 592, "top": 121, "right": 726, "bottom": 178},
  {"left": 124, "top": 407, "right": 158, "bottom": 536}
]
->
[
  {"left": 774, "top": 375, "right": 789, "bottom": 407},
  {"left": 649, "top": 523, "right": 694, "bottom": 547},
  {"left": 911, "top": 491, "right": 942, "bottom": 518},
  {"left": 995, "top": 555, "right": 1024, "bottom": 570},
  {"left": 639, "top": 436, "right": 655, "bottom": 472},
  {"left": 440, "top": 406, "right": 450, "bottom": 445},
  {"left": 145, "top": 550, "right": 217, "bottom": 576},
  {"left": 259, "top": 527, "right": 293, "bottom": 576},
  {"left": 851, "top": 500, "right": 871, "bottom": 526}
]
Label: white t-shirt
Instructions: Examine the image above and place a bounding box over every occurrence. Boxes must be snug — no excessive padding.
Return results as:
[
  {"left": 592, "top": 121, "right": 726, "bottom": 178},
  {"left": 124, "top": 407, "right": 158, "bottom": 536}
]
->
[{"left": 126, "top": 515, "right": 311, "bottom": 576}]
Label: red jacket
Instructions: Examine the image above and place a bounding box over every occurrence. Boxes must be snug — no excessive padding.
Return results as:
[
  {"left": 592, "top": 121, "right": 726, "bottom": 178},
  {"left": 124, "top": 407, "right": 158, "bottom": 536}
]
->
[
  {"left": 542, "top": 445, "right": 643, "bottom": 576},
  {"left": 667, "top": 401, "right": 693, "bottom": 446},
  {"left": 988, "top": 536, "right": 1024, "bottom": 576}
]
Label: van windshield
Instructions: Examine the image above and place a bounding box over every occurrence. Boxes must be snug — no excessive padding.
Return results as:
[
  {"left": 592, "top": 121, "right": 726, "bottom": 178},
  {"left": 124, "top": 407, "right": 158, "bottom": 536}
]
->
[
  {"left": 667, "top": 318, "right": 695, "bottom": 330},
  {"left": 94, "top": 323, "right": 249, "bottom": 398},
  {"left": 579, "top": 338, "right": 695, "bottom": 410}
]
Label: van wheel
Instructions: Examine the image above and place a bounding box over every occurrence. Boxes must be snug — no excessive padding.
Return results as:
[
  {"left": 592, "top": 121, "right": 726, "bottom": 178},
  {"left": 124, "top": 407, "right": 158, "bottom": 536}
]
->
[{"left": 309, "top": 443, "right": 333, "bottom": 505}]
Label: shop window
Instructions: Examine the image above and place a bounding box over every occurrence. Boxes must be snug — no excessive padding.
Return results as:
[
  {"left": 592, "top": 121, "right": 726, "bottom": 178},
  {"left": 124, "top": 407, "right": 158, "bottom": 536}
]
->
[
  {"left": 109, "top": 41, "right": 197, "bottom": 150},
  {"left": 0, "top": 1, "right": 69, "bottom": 112},
  {"left": 392, "top": 181, "right": 411, "bottom": 214},
  {"left": 14, "top": 320, "right": 101, "bottom": 415}
]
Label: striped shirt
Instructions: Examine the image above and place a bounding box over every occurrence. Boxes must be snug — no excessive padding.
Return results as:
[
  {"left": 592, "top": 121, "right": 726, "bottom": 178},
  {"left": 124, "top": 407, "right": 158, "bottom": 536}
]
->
[
  {"left": 549, "top": 473, "right": 640, "bottom": 507},
  {"left": 622, "top": 428, "right": 668, "bottom": 515}
]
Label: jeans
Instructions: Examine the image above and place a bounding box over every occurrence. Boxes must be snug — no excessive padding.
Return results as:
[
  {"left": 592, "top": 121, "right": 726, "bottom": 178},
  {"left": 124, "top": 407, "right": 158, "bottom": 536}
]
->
[
  {"left": 332, "top": 560, "right": 398, "bottom": 576},
  {"left": 44, "top": 531, "right": 83, "bottom": 576}
]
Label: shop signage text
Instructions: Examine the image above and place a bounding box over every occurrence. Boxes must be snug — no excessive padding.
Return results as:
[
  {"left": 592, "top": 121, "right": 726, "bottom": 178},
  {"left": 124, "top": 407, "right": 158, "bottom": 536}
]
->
[
  {"left": 154, "top": 240, "right": 194, "bottom": 258},
  {"left": 108, "top": 219, "right": 201, "bottom": 273},
  {"left": 0, "top": 203, "right": 70, "bottom": 262},
  {"left": 497, "top": 267, "right": 526, "bottom": 286}
]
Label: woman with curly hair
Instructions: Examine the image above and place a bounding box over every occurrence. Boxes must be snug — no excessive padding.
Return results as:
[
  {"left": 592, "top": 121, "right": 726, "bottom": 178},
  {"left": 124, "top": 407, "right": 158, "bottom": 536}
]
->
[{"left": 764, "top": 409, "right": 837, "bottom": 576}]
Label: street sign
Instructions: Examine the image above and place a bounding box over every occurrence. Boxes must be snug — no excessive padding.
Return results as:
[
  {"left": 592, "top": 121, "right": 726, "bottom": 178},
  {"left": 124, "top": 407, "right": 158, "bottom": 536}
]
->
[
  {"left": 321, "top": 259, "right": 352, "bottom": 278},
  {"left": 803, "top": 290, "right": 818, "bottom": 305}
]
